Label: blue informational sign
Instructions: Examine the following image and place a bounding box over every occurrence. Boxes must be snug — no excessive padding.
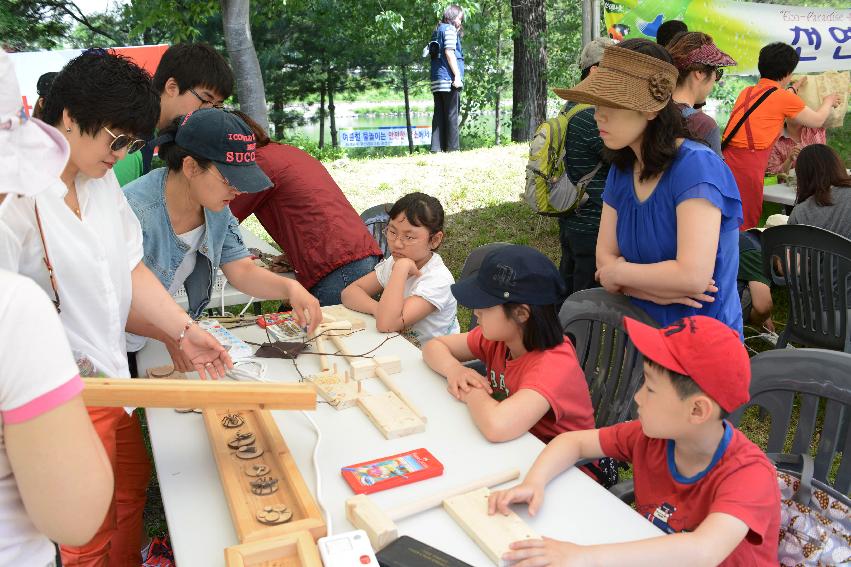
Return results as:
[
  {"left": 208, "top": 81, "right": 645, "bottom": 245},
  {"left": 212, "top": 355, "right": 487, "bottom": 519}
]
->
[{"left": 339, "top": 125, "right": 432, "bottom": 148}]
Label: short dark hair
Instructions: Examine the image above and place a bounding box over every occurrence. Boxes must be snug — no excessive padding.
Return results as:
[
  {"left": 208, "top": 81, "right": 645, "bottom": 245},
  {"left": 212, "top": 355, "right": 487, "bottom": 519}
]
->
[
  {"left": 41, "top": 49, "right": 159, "bottom": 139},
  {"left": 388, "top": 192, "right": 445, "bottom": 241},
  {"left": 646, "top": 359, "right": 729, "bottom": 419},
  {"left": 156, "top": 116, "right": 213, "bottom": 172},
  {"left": 152, "top": 43, "right": 234, "bottom": 98},
  {"left": 580, "top": 65, "right": 595, "bottom": 81},
  {"left": 502, "top": 303, "right": 564, "bottom": 352},
  {"left": 795, "top": 144, "right": 851, "bottom": 207},
  {"left": 757, "top": 42, "right": 799, "bottom": 81},
  {"left": 603, "top": 39, "right": 691, "bottom": 181},
  {"left": 656, "top": 20, "right": 688, "bottom": 46}
]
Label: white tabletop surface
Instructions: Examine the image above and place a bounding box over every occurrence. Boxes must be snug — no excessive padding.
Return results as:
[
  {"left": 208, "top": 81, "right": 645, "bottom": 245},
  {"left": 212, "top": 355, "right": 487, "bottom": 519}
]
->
[
  {"left": 172, "top": 227, "right": 293, "bottom": 311},
  {"left": 763, "top": 182, "right": 796, "bottom": 206},
  {"left": 138, "top": 314, "right": 661, "bottom": 566}
]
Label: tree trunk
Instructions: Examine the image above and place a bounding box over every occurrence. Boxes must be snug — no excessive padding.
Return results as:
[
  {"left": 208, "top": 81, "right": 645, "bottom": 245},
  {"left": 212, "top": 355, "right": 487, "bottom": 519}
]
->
[
  {"left": 221, "top": 0, "right": 269, "bottom": 130},
  {"left": 272, "top": 93, "right": 283, "bottom": 137},
  {"left": 494, "top": 0, "right": 503, "bottom": 145},
  {"left": 328, "top": 81, "right": 338, "bottom": 148},
  {"left": 319, "top": 81, "right": 326, "bottom": 149},
  {"left": 401, "top": 64, "right": 414, "bottom": 155},
  {"left": 510, "top": 0, "right": 547, "bottom": 142}
]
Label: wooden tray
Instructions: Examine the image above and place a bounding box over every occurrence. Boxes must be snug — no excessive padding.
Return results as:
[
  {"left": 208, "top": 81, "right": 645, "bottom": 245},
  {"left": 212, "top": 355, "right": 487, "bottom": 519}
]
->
[
  {"left": 203, "top": 408, "right": 326, "bottom": 543},
  {"left": 224, "top": 530, "right": 322, "bottom": 566}
]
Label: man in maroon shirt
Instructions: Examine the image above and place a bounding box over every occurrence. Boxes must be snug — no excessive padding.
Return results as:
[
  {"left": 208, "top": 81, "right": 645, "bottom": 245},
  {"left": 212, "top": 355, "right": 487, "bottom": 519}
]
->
[{"left": 229, "top": 111, "right": 382, "bottom": 305}]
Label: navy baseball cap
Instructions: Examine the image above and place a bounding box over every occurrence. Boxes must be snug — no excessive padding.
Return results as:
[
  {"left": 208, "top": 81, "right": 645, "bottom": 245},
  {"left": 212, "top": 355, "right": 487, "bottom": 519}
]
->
[
  {"left": 164, "top": 108, "right": 271, "bottom": 193},
  {"left": 451, "top": 245, "right": 566, "bottom": 308}
]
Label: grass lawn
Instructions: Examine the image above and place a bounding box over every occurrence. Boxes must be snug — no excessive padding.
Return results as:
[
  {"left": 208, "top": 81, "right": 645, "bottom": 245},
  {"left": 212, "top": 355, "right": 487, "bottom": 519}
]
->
[{"left": 146, "top": 132, "right": 848, "bottom": 537}]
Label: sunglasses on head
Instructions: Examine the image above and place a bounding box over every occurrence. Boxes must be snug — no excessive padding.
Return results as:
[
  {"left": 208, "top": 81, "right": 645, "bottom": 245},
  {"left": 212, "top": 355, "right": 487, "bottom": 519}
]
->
[{"left": 103, "top": 126, "right": 146, "bottom": 154}]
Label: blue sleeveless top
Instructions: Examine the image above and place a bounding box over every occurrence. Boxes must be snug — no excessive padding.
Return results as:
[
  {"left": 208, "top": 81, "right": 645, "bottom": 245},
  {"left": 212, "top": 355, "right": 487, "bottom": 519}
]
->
[{"left": 602, "top": 140, "right": 744, "bottom": 336}]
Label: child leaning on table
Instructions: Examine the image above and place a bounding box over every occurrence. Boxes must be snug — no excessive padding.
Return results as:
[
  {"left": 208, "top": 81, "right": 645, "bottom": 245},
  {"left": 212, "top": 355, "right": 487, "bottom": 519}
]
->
[
  {"left": 489, "top": 315, "right": 781, "bottom": 567},
  {"left": 342, "top": 192, "right": 459, "bottom": 345},
  {"left": 422, "top": 246, "right": 598, "bottom": 447}
]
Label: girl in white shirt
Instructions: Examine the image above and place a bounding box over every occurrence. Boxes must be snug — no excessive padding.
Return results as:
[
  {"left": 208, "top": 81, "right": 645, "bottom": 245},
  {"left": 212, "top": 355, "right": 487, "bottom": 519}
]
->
[
  {"left": 342, "top": 192, "right": 460, "bottom": 345},
  {"left": 0, "top": 49, "right": 231, "bottom": 566}
]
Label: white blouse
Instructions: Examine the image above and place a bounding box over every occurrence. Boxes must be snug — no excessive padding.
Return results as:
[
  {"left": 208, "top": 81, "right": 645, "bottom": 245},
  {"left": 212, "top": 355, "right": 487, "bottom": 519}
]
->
[{"left": 0, "top": 170, "right": 143, "bottom": 378}]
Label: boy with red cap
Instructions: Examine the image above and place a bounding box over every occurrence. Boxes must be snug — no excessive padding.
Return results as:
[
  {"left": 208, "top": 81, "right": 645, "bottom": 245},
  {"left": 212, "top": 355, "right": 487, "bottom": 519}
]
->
[{"left": 488, "top": 315, "right": 780, "bottom": 566}]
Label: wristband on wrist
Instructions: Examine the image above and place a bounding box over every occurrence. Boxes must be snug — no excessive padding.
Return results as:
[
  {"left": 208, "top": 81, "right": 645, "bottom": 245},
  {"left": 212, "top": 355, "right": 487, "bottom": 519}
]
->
[
  {"left": 177, "top": 318, "right": 197, "bottom": 350},
  {"left": 787, "top": 85, "right": 798, "bottom": 93}
]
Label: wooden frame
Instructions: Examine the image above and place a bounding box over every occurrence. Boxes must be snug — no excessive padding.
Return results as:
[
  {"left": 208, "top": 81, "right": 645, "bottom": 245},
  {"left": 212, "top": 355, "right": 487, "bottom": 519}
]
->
[
  {"left": 204, "top": 408, "right": 326, "bottom": 543},
  {"left": 224, "top": 531, "right": 322, "bottom": 566}
]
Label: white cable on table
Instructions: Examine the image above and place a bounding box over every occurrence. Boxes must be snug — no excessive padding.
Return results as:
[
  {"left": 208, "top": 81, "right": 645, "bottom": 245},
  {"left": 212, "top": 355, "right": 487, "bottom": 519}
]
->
[{"left": 301, "top": 410, "right": 332, "bottom": 537}]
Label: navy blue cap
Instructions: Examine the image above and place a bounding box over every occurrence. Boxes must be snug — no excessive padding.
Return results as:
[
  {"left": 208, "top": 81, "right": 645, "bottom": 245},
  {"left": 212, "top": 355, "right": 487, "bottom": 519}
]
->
[
  {"left": 451, "top": 245, "right": 566, "bottom": 308},
  {"left": 161, "top": 108, "right": 271, "bottom": 194}
]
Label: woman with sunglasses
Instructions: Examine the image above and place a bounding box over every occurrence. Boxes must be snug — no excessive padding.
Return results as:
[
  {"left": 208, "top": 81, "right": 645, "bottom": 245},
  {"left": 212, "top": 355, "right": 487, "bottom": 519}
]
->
[
  {"left": 0, "top": 49, "right": 232, "bottom": 566},
  {"left": 123, "top": 108, "right": 322, "bottom": 365},
  {"left": 666, "top": 32, "right": 736, "bottom": 157},
  {"left": 557, "top": 40, "right": 744, "bottom": 335}
]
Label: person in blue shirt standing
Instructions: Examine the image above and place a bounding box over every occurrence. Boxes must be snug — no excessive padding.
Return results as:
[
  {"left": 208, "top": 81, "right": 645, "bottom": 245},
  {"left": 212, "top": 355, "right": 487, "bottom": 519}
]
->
[
  {"left": 429, "top": 4, "right": 464, "bottom": 152},
  {"left": 558, "top": 39, "right": 744, "bottom": 336}
]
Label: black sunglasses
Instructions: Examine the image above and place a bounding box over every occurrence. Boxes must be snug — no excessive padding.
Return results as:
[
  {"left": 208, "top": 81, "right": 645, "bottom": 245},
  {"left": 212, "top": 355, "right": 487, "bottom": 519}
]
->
[
  {"left": 713, "top": 67, "right": 724, "bottom": 81},
  {"left": 103, "top": 127, "right": 146, "bottom": 153}
]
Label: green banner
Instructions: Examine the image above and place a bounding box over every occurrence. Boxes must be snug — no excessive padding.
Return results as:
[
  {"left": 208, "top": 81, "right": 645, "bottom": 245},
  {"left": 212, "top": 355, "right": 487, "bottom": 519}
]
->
[{"left": 603, "top": 0, "right": 851, "bottom": 74}]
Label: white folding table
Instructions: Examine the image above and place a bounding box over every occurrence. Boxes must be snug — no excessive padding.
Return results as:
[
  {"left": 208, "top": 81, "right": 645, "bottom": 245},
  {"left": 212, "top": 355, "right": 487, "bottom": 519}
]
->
[{"left": 138, "top": 314, "right": 661, "bottom": 566}]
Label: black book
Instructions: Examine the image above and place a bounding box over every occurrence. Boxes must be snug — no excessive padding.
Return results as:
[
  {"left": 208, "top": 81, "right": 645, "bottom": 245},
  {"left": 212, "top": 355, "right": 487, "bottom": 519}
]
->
[{"left": 376, "top": 536, "right": 473, "bottom": 567}]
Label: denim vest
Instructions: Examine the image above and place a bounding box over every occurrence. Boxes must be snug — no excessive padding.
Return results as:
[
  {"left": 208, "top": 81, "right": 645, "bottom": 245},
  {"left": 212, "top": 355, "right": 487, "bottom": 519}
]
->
[
  {"left": 123, "top": 168, "right": 249, "bottom": 318},
  {"left": 430, "top": 23, "right": 464, "bottom": 84}
]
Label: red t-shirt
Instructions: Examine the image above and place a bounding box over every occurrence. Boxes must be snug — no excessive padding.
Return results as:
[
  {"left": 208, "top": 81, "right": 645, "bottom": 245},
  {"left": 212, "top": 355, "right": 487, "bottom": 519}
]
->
[
  {"left": 599, "top": 420, "right": 780, "bottom": 566},
  {"left": 466, "top": 327, "right": 594, "bottom": 443}
]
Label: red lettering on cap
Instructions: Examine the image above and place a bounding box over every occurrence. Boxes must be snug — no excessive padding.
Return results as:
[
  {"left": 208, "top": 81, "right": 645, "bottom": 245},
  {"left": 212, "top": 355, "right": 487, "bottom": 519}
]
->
[
  {"left": 226, "top": 151, "right": 234, "bottom": 162},
  {"left": 246, "top": 143, "right": 256, "bottom": 151}
]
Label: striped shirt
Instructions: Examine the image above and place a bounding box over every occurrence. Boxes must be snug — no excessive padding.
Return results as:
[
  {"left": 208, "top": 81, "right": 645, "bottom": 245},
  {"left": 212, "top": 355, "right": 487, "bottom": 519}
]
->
[
  {"left": 430, "top": 25, "right": 461, "bottom": 93},
  {"left": 560, "top": 103, "right": 610, "bottom": 234}
]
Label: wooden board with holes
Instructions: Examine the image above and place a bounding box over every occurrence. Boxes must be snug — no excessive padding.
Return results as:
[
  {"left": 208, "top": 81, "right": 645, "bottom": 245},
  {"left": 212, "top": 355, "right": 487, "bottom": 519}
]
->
[
  {"left": 203, "top": 408, "right": 326, "bottom": 543},
  {"left": 356, "top": 391, "right": 425, "bottom": 439},
  {"left": 306, "top": 371, "right": 360, "bottom": 410},
  {"left": 443, "top": 487, "right": 539, "bottom": 566},
  {"left": 321, "top": 305, "right": 366, "bottom": 330},
  {"left": 224, "top": 530, "right": 322, "bottom": 567}
]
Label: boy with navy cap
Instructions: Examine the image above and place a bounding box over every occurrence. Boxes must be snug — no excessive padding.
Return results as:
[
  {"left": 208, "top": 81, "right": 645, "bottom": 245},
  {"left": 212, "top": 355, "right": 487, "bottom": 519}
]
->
[
  {"left": 489, "top": 315, "right": 780, "bottom": 566},
  {"left": 424, "top": 245, "right": 596, "bottom": 449}
]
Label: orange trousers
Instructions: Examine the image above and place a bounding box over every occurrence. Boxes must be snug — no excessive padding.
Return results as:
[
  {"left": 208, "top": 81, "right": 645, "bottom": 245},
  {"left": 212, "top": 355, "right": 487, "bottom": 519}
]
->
[{"left": 60, "top": 407, "right": 151, "bottom": 567}]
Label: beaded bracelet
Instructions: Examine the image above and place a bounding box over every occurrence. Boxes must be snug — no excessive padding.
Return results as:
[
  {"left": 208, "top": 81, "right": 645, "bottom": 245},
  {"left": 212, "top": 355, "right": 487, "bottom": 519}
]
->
[{"left": 177, "top": 319, "right": 197, "bottom": 350}]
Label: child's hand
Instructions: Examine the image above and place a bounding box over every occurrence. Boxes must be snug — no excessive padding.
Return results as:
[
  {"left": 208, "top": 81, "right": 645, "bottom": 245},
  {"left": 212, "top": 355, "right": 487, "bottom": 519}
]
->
[
  {"left": 392, "top": 257, "right": 421, "bottom": 278},
  {"left": 503, "top": 537, "right": 588, "bottom": 567},
  {"left": 488, "top": 481, "right": 545, "bottom": 517},
  {"left": 446, "top": 366, "right": 492, "bottom": 399}
]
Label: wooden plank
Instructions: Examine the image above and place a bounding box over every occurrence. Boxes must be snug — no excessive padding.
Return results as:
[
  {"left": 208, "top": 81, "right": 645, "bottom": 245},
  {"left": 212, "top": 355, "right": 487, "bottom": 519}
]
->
[
  {"left": 306, "top": 371, "right": 360, "bottom": 410},
  {"left": 204, "top": 408, "right": 326, "bottom": 544},
  {"left": 321, "top": 305, "right": 366, "bottom": 330},
  {"left": 82, "top": 378, "right": 316, "bottom": 410},
  {"left": 224, "top": 530, "right": 322, "bottom": 567},
  {"left": 348, "top": 356, "right": 401, "bottom": 380},
  {"left": 357, "top": 391, "right": 425, "bottom": 439},
  {"left": 443, "top": 487, "right": 539, "bottom": 566}
]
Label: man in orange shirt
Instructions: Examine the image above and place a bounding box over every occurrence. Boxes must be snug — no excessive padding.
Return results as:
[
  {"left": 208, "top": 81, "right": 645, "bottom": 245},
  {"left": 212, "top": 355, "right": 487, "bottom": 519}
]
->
[{"left": 722, "top": 42, "right": 839, "bottom": 230}]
